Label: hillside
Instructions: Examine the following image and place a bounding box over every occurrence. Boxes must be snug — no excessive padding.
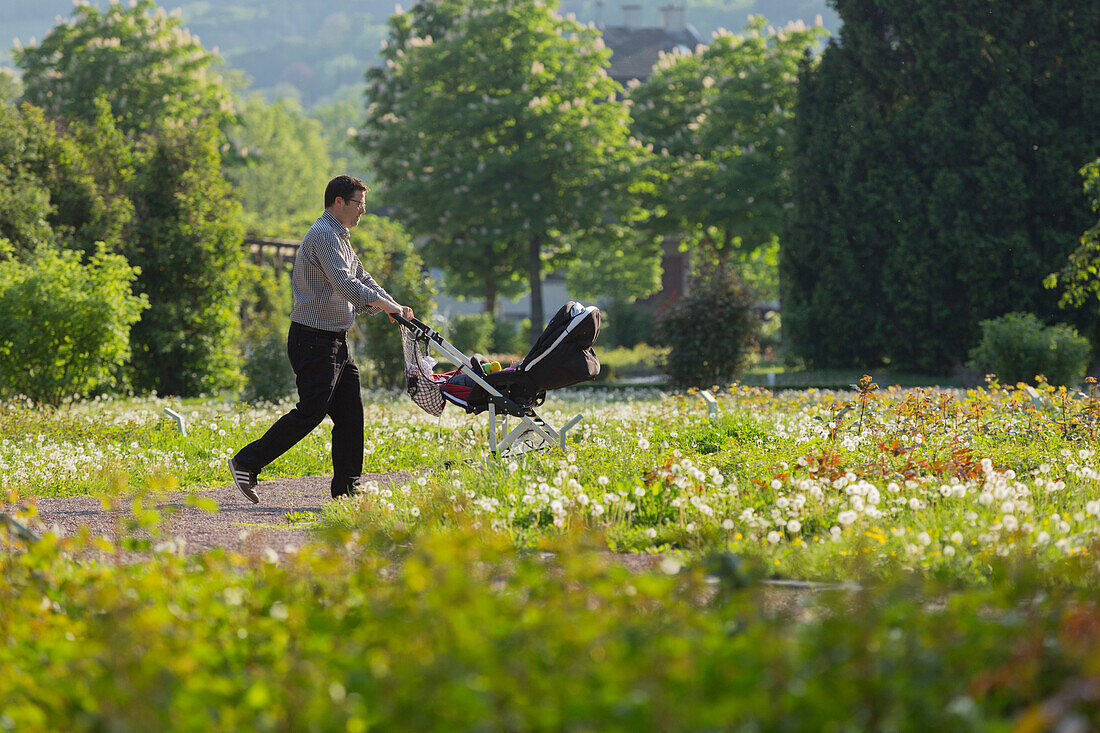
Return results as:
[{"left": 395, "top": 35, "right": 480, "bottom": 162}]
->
[{"left": 2, "top": 0, "right": 838, "bottom": 107}]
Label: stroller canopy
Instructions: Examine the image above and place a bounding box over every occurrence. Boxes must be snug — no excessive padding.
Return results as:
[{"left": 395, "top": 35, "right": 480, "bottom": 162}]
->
[{"left": 401, "top": 301, "right": 601, "bottom": 418}]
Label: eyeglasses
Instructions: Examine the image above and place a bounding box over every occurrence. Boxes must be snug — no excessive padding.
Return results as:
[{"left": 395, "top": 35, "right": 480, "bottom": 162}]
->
[{"left": 344, "top": 198, "right": 366, "bottom": 209}]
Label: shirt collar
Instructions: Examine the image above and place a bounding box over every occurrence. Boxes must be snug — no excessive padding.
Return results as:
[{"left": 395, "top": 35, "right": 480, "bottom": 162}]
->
[{"left": 321, "top": 210, "right": 349, "bottom": 236}]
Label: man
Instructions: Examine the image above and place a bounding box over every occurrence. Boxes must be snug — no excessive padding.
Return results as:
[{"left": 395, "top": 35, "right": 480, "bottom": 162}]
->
[{"left": 228, "top": 175, "right": 413, "bottom": 501}]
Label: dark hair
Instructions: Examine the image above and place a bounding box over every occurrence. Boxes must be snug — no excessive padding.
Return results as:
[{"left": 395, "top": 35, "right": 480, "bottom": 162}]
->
[{"left": 324, "top": 175, "right": 368, "bottom": 208}]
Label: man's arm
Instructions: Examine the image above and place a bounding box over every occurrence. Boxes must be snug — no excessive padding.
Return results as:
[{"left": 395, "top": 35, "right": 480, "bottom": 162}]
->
[
  {"left": 313, "top": 232, "right": 413, "bottom": 322},
  {"left": 312, "top": 232, "right": 390, "bottom": 312}
]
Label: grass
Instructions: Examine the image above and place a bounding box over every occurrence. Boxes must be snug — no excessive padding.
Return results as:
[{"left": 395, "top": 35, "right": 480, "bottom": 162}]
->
[
  {"left": 591, "top": 343, "right": 979, "bottom": 389},
  {"left": 5, "top": 380, "right": 1100, "bottom": 728},
  {"left": 4, "top": 379, "right": 1100, "bottom": 586},
  {"left": 739, "top": 365, "right": 976, "bottom": 389}
]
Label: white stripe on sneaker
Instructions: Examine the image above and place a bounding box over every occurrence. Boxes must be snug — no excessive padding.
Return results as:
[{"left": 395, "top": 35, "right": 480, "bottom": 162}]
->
[{"left": 227, "top": 457, "right": 259, "bottom": 503}]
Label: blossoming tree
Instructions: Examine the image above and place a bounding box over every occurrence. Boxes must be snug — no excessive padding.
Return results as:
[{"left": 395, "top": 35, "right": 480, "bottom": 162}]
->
[{"left": 361, "top": 0, "right": 659, "bottom": 329}]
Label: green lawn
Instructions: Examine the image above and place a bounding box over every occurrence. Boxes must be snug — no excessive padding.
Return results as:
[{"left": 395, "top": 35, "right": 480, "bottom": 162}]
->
[{"left": 4, "top": 381, "right": 1100, "bottom": 729}]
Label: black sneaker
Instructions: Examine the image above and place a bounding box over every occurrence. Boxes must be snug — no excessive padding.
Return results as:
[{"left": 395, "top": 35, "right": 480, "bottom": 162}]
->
[
  {"left": 331, "top": 477, "right": 362, "bottom": 499},
  {"left": 228, "top": 457, "right": 259, "bottom": 503}
]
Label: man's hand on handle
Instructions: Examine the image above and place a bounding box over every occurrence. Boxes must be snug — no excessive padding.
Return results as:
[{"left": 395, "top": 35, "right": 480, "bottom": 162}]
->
[{"left": 385, "top": 301, "right": 413, "bottom": 323}]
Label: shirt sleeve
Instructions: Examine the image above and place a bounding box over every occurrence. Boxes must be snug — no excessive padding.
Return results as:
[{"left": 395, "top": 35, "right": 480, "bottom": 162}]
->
[
  {"left": 313, "top": 231, "right": 391, "bottom": 314},
  {"left": 352, "top": 258, "right": 396, "bottom": 316}
]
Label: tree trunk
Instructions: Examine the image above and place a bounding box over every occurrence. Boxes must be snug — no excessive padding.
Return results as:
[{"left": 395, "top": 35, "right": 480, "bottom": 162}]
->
[
  {"left": 527, "top": 234, "right": 543, "bottom": 344},
  {"left": 718, "top": 228, "right": 734, "bottom": 279},
  {"left": 484, "top": 273, "right": 497, "bottom": 316}
]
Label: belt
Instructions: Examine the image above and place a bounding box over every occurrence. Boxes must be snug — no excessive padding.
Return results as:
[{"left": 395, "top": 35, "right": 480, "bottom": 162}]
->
[{"left": 291, "top": 321, "right": 347, "bottom": 338}]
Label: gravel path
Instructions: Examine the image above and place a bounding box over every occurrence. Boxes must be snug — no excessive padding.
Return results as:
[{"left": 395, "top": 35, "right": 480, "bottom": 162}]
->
[
  {"left": 3, "top": 472, "right": 415, "bottom": 560},
  {"left": 3, "top": 476, "right": 829, "bottom": 616}
]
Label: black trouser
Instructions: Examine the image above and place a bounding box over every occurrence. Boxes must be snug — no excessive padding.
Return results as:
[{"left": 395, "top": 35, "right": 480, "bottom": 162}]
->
[{"left": 234, "top": 321, "right": 363, "bottom": 482}]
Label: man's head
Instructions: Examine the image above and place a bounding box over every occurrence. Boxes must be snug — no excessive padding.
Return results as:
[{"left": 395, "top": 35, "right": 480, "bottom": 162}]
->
[{"left": 325, "top": 175, "right": 368, "bottom": 228}]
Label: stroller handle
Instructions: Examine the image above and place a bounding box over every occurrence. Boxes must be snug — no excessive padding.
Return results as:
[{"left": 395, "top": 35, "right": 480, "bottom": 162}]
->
[{"left": 390, "top": 312, "right": 430, "bottom": 332}]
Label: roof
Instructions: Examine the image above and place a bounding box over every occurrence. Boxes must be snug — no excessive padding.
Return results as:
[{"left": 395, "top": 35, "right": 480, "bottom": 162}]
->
[{"left": 602, "top": 25, "right": 703, "bottom": 84}]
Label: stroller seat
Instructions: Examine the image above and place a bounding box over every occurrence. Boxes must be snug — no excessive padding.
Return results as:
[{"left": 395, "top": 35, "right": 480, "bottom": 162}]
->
[{"left": 397, "top": 302, "right": 601, "bottom": 457}]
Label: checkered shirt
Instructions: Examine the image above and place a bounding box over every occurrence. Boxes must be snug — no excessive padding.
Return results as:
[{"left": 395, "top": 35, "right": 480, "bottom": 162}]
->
[{"left": 290, "top": 211, "right": 393, "bottom": 331}]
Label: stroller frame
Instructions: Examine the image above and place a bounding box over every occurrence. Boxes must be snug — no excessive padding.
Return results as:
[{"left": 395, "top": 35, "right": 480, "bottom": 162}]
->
[{"left": 393, "top": 314, "right": 584, "bottom": 458}]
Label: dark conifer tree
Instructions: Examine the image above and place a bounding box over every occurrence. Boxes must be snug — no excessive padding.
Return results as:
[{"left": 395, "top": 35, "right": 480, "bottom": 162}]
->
[{"left": 782, "top": 0, "right": 1100, "bottom": 370}]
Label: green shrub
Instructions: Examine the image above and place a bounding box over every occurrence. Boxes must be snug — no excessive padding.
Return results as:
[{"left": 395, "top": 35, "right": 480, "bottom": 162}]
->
[
  {"left": 241, "top": 324, "right": 295, "bottom": 404},
  {"left": 0, "top": 247, "right": 148, "bottom": 406},
  {"left": 448, "top": 312, "right": 495, "bottom": 355},
  {"left": 967, "top": 312, "right": 1091, "bottom": 386},
  {"left": 490, "top": 317, "right": 524, "bottom": 356},
  {"left": 602, "top": 299, "right": 655, "bottom": 347},
  {"left": 519, "top": 318, "right": 533, "bottom": 351},
  {"left": 240, "top": 264, "right": 295, "bottom": 403},
  {"left": 0, "top": 518, "right": 1094, "bottom": 731},
  {"left": 594, "top": 343, "right": 669, "bottom": 382},
  {"left": 353, "top": 216, "right": 437, "bottom": 389},
  {"left": 654, "top": 267, "right": 760, "bottom": 388}
]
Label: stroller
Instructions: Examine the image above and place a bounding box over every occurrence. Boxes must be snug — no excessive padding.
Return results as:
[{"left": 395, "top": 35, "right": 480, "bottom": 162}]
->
[{"left": 394, "top": 302, "right": 601, "bottom": 457}]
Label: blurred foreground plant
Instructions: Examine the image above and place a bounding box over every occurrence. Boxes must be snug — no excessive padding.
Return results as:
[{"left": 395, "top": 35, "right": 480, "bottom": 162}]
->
[{"left": 4, "top": 511, "right": 1100, "bottom": 730}]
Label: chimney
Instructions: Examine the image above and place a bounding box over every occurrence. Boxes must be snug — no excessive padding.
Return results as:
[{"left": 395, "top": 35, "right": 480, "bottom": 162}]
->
[
  {"left": 621, "top": 3, "right": 642, "bottom": 28},
  {"left": 659, "top": 3, "right": 684, "bottom": 29}
]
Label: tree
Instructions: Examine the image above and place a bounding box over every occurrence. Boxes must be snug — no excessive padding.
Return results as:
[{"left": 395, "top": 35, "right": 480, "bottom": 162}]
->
[
  {"left": 782, "top": 0, "right": 1100, "bottom": 371},
  {"left": 14, "top": 1, "right": 258, "bottom": 397},
  {"left": 1047, "top": 159, "right": 1100, "bottom": 309},
  {"left": 43, "top": 97, "right": 136, "bottom": 259},
  {"left": 0, "top": 104, "right": 52, "bottom": 259},
  {"left": 0, "top": 99, "right": 132, "bottom": 262},
  {"left": 361, "top": 0, "right": 655, "bottom": 329},
  {"left": 629, "top": 16, "right": 826, "bottom": 267},
  {"left": 226, "top": 96, "right": 333, "bottom": 237},
  {"left": 312, "top": 97, "right": 372, "bottom": 183},
  {"left": 14, "top": 0, "right": 233, "bottom": 138},
  {"left": 0, "top": 246, "right": 148, "bottom": 407},
  {"left": 0, "top": 70, "right": 21, "bottom": 106},
  {"left": 351, "top": 216, "right": 438, "bottom": 389},
  {"left": 124, "top": 118, "right": 248, "bottom": 395}
]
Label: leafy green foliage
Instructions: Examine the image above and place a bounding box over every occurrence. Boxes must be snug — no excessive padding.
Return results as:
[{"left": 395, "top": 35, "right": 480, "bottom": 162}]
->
[
  {"left": 0, "top": 70, "right": 21, "bottom": 104},
  {"left": 968, "top": 312, "right": 1091, "bottom": 387},
  {"left": 490, "top": 317, "right": 525, "bottom": 356},
  {"left": 0, "top": 517, "right": 1069, "bottom": 731},
  {"left": 362, "top": 0, "right": 656, "bottom": 325},
  {"left": 593, "top": 343, "right": 668, "bottom": 382},
  {"left": 4, "top": 488, "right": 1100, "bottom": 728},
  {"left": 629, "top": 16, "right": 826, "bottom": 264},
  {"left": 240, "top": 265, "right": 296, "bottom": 404},
  {"left": 0, "top": 100, "right": 133, "bottom": 261},
  {"left": 447, "top": 312, "right": 495, "bottom": 355},
  {"left": 125, "top": 119, "right": 248, "bottom": 396},
  {"left": 0, "top": 104, "right": 52, "bottom": 258},
  {"left": 1047, "top": 158, "right": 1100, "bottom": 310},
  {"left": 226, "top": 97, "right": 333, "bottom": 237},
  {"left": 351, "top": 216, "right": 438, "bottom": 389},
  {"left": 5, "top": 0, "right": 841, "bottom": 106},
  {"left": 601, "top": 299, "right": 656, "bottom": 347},
  {"left": 0, "top": 248, "right": 147, "bottom": 406},
  {"left": 241, "top": 323, "right": 297, "bottom": 404},
  {"left": 654, "top": 267, "right": 761, "bottom": 387},
  {"left": 14, "top": 0, "right": 233, "bottom": 138},
  {"left": 311, "top": 97, "right": 371, "bottom": 180},
  {"left": 12, "top": 2, "right": 259, "bottom": 398},
  {"left": 783, "top": 0, "right": 1100, "bottom": 371}
]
